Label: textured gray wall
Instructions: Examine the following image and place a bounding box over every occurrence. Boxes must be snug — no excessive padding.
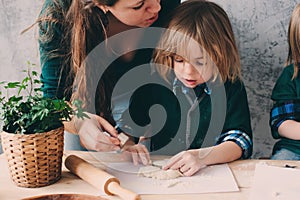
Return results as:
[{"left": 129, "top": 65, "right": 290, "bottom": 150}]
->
[
  {"left": 0, "top": 0, "right": 298, "bottom": 157},
  {"left": 214, "top": 0, "right": 298, "bottom": 158},
  {"left": 0, "top": 1, "right": 43, "bottom": 154}
]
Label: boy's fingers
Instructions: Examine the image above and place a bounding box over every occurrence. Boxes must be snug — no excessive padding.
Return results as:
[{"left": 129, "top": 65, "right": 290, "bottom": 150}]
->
[{"left": 164, "top": 153, "right": 182, "bottom": 169}]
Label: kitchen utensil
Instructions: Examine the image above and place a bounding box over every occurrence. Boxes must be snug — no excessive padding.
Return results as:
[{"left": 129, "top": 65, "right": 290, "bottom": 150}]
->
[{"left": 65, "top": 155, "right": 140, "bottom": 200}]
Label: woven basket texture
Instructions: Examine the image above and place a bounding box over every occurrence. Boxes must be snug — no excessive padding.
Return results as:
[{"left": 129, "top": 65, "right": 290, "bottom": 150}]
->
[{"left": 1, "top": 126, "right": 64, "bottom": 188}]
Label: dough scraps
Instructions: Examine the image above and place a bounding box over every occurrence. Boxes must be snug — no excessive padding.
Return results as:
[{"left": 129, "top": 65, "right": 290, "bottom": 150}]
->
[{"left": 138, "top": 165, "right": 183, "bottom": 180}]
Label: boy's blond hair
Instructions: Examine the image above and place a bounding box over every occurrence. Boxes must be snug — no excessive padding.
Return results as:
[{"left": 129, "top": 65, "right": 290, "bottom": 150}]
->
[{"left": 153, "top": 0, "right": 241, "bottom": 83}]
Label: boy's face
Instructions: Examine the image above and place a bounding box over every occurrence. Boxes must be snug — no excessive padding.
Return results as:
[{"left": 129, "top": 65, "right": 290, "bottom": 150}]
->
[{"left": 173, "top": 44, "right": 213, "bottom": 88}]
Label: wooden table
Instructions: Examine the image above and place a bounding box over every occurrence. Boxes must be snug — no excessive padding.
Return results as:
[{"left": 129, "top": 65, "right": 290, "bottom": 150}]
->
[{"left": 1, "top": 151, "right": 300, "bottom": 200}]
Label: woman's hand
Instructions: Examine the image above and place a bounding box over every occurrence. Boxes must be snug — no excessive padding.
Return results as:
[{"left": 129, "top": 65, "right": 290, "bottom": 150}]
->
[
  {"left": 75, "top": 113, "right": 121, "bottom": 151},
  {"left": 163, "top": 148, "right": 212, "bottom": 176},
  {"left": 121, "top": 141, "right": 150, "bottom": 166}
]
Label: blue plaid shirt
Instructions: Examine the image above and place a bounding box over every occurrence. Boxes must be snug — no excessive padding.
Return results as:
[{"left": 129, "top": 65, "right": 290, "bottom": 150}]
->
[
  {"left": 216, "top": 130, "right": 253, "bottom": 159},
  {"left": 270, "top": 101, "right": 300, "bottom": 138}
]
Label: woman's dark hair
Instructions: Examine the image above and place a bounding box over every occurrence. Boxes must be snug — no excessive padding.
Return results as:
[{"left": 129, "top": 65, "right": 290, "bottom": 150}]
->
[{"left": 39, "top": 0, "right": 119, "bottom": 123}]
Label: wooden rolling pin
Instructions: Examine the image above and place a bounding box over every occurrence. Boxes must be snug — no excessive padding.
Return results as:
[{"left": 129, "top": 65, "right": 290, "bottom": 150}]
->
[{"left": 65, "top": 155, "right": 141, "bottom": 200}]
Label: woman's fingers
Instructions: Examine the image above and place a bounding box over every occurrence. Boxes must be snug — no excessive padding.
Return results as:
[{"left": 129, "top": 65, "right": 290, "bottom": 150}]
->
[
  {"left": 97, "top": 115, "right": 118, "bottom": 137},
  {"left": 122, "top": 144, "right": 150, "bottom": 165},
  {"left": 108, "top": 136, "right": 121, "bottom": 145},
  {"left": 131, "top": 151, "right": 139, "bottom": 165},
  {"left": 142, "top": 148, "right": 151, "bottom": 165},
  {"left": 95, "top": 141, "right": 120, "bottom": 151},
  {"left": 78, "top": 118, "right": 120, "bottom": 151},
  {"left": 80, "top": 130, "right": 120, "bottom": 151},
  {"left": 136, "top": 145, "right": 150, "bottom": 165}
]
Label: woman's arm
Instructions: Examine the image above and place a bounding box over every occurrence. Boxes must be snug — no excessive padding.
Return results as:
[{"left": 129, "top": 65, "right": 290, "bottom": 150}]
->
[{"left": 63, "top": 120, "right": 78, "bottom": 134}]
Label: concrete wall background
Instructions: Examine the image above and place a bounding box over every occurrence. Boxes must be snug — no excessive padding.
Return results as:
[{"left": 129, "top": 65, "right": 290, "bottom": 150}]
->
[
  {"left": 0, "top": 0, "right": 298, "bottom": 157},
  {"left": 0, "top": 1, "right": 44, "bottom": 153},
  {"left": 213, "top": 0, "right": 298, "bottom": 158}
]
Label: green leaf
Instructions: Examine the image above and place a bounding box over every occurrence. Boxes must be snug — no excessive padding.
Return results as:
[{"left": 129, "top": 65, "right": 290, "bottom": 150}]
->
[
  {"left": 32, "top": 71, "right": 38, "bottom": 76},
  {"left": 0, "top": 61, "right": 88, "bottom": 134},
  {"left": 18, "top": 84, "right": 27, "bottom": 95},
  {"left": 5, "top": 82, "right": 21, "bottom": 89},
  {"left": 22, "top": 77, "right": 30, "bottom": 84},
  {"left": 8, "top": 96, "right": 22, "bottom": 102},
  {"left": 34, "top": 79, "right": 41, "bottom": 84}
]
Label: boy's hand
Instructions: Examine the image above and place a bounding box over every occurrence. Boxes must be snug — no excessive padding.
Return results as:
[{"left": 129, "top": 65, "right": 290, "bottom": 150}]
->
[{"left": 163, "top": 148, "right": 213, "bottom": 176}]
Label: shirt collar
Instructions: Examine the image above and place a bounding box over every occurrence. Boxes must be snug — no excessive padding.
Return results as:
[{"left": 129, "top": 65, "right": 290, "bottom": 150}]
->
[{"left": 172, "top": 78, "right": 212, "bottom": 98}]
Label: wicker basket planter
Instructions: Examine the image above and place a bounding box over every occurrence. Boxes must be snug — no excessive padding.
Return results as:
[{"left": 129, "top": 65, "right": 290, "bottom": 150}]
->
[{"left": 1, "top": 126, "right": 64, "bottom": 188}]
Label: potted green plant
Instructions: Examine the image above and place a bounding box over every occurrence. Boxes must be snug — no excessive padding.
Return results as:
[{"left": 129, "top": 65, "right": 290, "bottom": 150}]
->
[{"left": 0, "top": 62, "right": 86, "bottom": 188}]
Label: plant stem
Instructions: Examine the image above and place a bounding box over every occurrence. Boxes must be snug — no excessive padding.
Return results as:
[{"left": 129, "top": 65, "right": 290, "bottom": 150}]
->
[{"left": 28, "top": 67, "right": 33, "bottom": 97}]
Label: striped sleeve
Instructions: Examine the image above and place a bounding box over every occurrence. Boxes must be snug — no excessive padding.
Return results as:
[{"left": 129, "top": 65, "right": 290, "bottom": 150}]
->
[
  {"left": 270, "top": 101, "right": 300, "bottom": 138},
  {"left": 216, "top": 130, "right": 253, "bottom": 159}
]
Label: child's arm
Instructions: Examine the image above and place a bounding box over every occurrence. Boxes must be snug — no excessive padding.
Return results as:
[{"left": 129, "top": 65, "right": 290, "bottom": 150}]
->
[
  {"left": 277, "top": 120, "right": 300, "bottom": 140},
  {"left": 269, "top": 65, "right": 300, "bottom": 140},
  {"left": 198, "top": 141, "right": 242, "bottom": 165},
  {"left": 270, "top": 101, "right": 300, "bottom": 140},
  {"left": 163, "top": 141, "right": 241, "bottom": 176}
]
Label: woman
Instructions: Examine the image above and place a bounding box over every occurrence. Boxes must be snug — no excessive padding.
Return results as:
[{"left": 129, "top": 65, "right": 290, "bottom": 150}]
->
[{"left": 38, "top": 0, "right": 180, "bottom": 164}]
